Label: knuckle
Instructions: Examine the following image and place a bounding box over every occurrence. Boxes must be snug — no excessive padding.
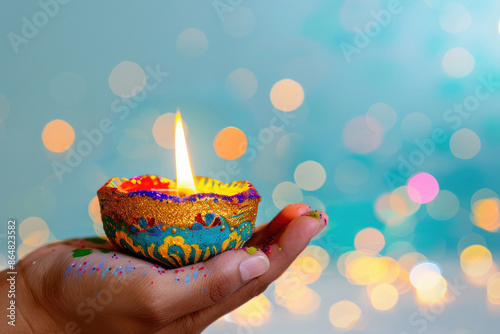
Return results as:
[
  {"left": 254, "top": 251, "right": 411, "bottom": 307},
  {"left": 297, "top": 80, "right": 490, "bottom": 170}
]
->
[
  {"left": 208, "top": 271, "right": 233, "bottom": 303},
  {"left": 250, "top": 281, "right": 270, "bottom": 299},
  {"left": 177, "top": 315, "right": 199, "bottom": 334}
]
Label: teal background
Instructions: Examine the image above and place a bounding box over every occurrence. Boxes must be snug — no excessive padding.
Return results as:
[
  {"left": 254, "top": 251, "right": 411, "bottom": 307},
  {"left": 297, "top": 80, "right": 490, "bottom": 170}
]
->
[{"left": 1, "top": 1, "right": 500, "bottom": 333}]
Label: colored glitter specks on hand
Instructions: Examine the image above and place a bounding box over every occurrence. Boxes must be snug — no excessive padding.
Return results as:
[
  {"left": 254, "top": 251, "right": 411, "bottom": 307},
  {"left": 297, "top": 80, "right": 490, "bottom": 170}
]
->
[
  {"left": 246, "top": 246, "right": 257, "bottom": 254},
  {"left": 302, "top": 210, "right": 328, "bottom": 226}
]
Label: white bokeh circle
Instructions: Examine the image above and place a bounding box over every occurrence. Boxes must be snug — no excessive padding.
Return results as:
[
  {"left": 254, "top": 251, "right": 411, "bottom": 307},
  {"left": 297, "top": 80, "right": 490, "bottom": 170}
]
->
[
  {"left": 273, "top": 181, "right": 303, "bottom": 209},
  {"left": 108, "top": 61, "right": 146, "bottom": 98},
  {"left": 176, "top": 28, "right": 208, "bottom": 58},
  {"left": 450, "top": 128, "right": 481, "bottom": 159},
  {"left": 442, "top": 47, "right": 475, "bottom": 78},
  {"left": 294, "top": 161, "right": 327, "bottom": 191}
]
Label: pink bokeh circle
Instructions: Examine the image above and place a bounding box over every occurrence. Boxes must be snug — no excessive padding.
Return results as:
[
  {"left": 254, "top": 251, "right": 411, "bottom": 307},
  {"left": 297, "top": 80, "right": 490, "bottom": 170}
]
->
[{"left": 407, "top": 172, "right": 439, "bottom": 204}]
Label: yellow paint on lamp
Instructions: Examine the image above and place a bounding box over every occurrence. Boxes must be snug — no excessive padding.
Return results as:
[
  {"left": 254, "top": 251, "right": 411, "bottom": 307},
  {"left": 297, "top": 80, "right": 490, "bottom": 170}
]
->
[{"left": 174, "top": 111, "right": 196, "bottom": 196}]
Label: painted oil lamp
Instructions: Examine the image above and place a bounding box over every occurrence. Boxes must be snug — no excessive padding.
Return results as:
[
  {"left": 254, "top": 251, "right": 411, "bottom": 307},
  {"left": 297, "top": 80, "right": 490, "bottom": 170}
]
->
[{"left": 97, "top": 112, "right": 261, "bottom": 268}]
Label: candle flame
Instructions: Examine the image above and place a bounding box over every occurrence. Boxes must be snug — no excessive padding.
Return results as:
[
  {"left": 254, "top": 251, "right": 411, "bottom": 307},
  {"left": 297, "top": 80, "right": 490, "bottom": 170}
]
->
[{"left": 175, "top": 110, "right": 196, "bottom": 196}]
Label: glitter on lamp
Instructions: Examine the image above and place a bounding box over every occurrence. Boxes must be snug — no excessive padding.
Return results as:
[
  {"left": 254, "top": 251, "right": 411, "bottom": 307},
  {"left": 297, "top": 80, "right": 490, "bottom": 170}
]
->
[{"left": 407, "top": 172, "right": 439, "bottom": 204}]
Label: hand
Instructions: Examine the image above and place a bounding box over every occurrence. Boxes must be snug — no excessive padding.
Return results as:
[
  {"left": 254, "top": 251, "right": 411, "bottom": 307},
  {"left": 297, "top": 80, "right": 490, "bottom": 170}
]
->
[{"left": 1, "top": 204, "right": 328, "bottom": 334}]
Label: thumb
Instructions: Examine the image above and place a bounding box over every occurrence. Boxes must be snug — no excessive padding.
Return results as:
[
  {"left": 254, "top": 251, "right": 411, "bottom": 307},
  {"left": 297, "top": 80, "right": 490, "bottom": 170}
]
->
[{"left": 155, "top": 247, "right": 270, "bottom": 322}]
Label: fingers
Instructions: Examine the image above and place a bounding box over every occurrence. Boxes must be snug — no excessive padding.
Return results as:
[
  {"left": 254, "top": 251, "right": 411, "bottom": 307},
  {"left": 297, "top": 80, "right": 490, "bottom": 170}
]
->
[
  {"left": 259, "top": 211, "right": 329, "bottom": 284},
  {"left": 189, "top": 210, "right": 328, "bottom": 329},
  {"left": 247, "top": 203, "right": 310, "bottom": 247},
  {"left": 148, "top": 248, "right": 271, "bottom": 327}
]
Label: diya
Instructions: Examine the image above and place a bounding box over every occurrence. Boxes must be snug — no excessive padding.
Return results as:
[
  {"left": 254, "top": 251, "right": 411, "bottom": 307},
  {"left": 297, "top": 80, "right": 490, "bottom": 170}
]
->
[{"left": 97, "top": 112, "right": 261, "bottom": 268}]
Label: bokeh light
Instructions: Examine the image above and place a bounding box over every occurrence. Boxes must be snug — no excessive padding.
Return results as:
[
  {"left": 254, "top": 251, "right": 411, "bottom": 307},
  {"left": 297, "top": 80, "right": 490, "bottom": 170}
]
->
[
  {"left": 375, "top": 193, "right": 407, "bottom": 226},
  {"left": 416, "top": 276, "right": 448, "bottom": 302},
  {"left": 390, "top": 186, "right": 421, "bottom": 217},
  {"left": 457, "top": 233, "right": 487, "bottom": 255},
  {"left": 17, "top": 242, "right": 38, "bottom": 260},
  {"left": 294, "top": 160, "right": 326, "bottom": 191},
  {"left": 369, "top": 284, "right": 399, "bottom": 311},
  {"left": 153, "top": 112, "right": 188, "bottom": 149},
  {"left": 354, "top": 228, "right": 385, "bottom": 254},
  {"left": 289, "top": 256, "right": 323, "bottom": 284},
  {"left": 407, "top": 172, "right": 440, "bottom": 204},
  {"left": 213, "top": 126, "right": 247, "bottom": 160},
  {"left": 426, "top": 190, "right": 460, "bottom": 221},
  {"left": 272, "top": 181, "right": 303, "bottom": 209},
  {"left": 229, "top": 294, "right": 272, "bottom": 327},
  {"left": 42, "top": 119, "right": 75, "bottom": 153},
  {"left": 342, "top": 116, "right": 383, "bottom": 154},
  {"left": 329, "top": 300, "right": 362, "bottom": 330},
  {"left": 366, "top": 102, "right": 397, "bottom": 132},
  {"left": 88, "top": 195, "right": 101, "bottom": 225},
  {"left": 450, "top": 128, "right": 481, "bottom": 159},
  {"left": 346, "top": 255, "right": 400, "bottom": 285},
  {"left": 487, "top": 273, "right": 500, "bottom": 305},
  {"left": 410, "top": 261, "right": 442, "bottom": 290},
  {"left": 176, "top": 28, "right": 208, "bottom": 58},
  {"left": 442, "top": 47, "right": 475, "bottom": 78},
  {"left": 270, "top": 79, "right": 304, "bottom": 112},
  {"left": 302, "top": 196, "right": 326, "bottom": 213},
  {"left": 286, "top": 287, "right": 321, "bottom": 315},
  {"left": 108, "top": 61, "right": 146, "bottom": 98},
  {"left": 19, "top": 216, "right": 50, "bottom": 247},
  {"left": 226, "top": 68, "right": 258, "bottom": 100},
  {"left": 439, "top": 2, "right": 471, "bottom": 33},
  {"left": 274, "top": 271, "right": 309, "bottom": 303},
  {"left": 299, "top": 245, "right": 330, "bottom": 270},
  {"left": 460, "top": 245, "right": 493, "bottom": 277},
  {"left": 472, "top": 198, "right": 500, "bottom": 232},
  {"left": 0, "top": 254, "right": 6, "bottom": 271}
]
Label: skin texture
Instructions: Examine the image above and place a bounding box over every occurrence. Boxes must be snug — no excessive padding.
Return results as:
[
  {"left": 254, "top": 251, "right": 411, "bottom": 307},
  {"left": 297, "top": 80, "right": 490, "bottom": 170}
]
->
[{"left": 0, "top": 204, "right": 328, "bottom": 334}]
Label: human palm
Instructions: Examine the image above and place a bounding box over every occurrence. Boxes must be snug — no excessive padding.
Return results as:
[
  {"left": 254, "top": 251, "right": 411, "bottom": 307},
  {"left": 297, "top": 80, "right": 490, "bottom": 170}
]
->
[{"left": 2, "top": 204, "right": 327, "bottom": 334}]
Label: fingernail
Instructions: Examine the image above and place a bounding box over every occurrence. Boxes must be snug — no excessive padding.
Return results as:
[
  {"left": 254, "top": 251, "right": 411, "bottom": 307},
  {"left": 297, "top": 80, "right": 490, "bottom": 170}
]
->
[
  {"left": 302, "top": 210, "right": 329, "bottom": 237},
  {"left": 239, "top": 255, "right": 270, "bottom": 282}
]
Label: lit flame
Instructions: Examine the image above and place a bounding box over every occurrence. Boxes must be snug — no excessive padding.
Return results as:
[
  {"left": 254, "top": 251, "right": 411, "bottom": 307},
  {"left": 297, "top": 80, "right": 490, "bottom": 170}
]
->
[{"left": 175, "top": 111, "right": 196, "bottom": 196}]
